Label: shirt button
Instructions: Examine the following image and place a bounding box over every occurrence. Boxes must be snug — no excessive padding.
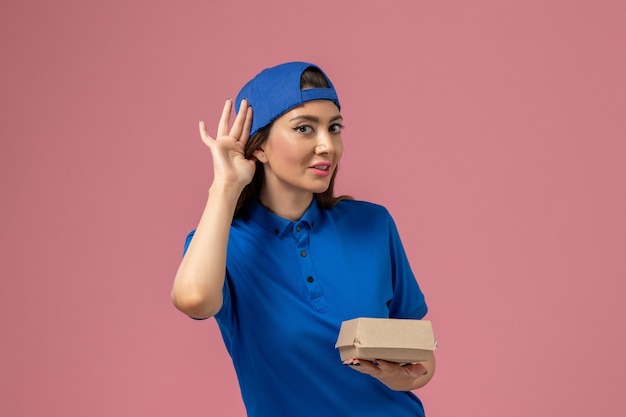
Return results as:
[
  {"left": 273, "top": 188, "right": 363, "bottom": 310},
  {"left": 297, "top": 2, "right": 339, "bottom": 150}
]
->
[
  {"left": 307, "top": 276, "right": 314, "bottom": 283},
  {"left": 300, "top": 250, "right": 307, "bottom": 257},
  {"left": 296, "top": 225, "right": 301, "bottom": 232}
]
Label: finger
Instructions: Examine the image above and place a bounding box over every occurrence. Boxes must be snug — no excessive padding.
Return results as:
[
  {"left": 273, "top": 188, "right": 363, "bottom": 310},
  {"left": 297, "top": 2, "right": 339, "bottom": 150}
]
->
[
  {"left": 344, "top": 359, "right": 378, "bottom": 375},
  {"left": 229, "top": 98, "right": 248, "bottom": 139},
  {"left": 216, "top": 98, "right": 233, "bottom": 137},
  {"left": 239, "top": 105, "right": 253, "bottom": 147},
  {"left": 199, "top": 120, "right": 215, "bottom": 147},
  {"left": 405, "top": 362, "right": 428, "bottom": 376},
  {"left": 371, "top": 359, "right": 395, "bottom": 371}
]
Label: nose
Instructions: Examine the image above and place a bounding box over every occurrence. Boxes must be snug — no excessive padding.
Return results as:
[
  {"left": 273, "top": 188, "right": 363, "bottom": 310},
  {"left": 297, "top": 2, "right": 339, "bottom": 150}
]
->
[{"left": 315, "top": 131, "right": 335, "bottom": 154}]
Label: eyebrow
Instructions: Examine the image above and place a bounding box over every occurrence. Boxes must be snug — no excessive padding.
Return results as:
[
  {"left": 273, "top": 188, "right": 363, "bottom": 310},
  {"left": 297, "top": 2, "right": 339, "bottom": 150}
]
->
[{"left": 289, "top": 114, "right": 344, "bottom": 123}]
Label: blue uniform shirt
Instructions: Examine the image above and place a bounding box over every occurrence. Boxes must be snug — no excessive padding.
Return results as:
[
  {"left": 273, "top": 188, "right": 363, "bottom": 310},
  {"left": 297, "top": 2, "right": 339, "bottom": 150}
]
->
[{"left": 184, "top": 199, "right": 428, "bottom": 417}]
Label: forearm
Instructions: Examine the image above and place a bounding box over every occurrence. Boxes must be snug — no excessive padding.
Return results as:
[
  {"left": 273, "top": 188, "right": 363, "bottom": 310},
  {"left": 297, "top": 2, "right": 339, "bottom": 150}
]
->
[{"left": 171, "top": 182, "right": 242, "bottom": 318}]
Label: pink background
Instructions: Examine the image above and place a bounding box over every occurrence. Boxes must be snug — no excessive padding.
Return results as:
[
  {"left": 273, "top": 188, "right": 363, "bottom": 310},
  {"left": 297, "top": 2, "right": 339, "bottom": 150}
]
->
[{"left": 1, "top": 1, "right": 625, "bottom": 416}]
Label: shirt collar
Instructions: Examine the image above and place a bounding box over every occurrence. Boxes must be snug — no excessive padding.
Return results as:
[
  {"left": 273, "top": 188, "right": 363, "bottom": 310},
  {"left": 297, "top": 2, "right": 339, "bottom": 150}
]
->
[{"left": 248, "top": 198, "right": 321, "bottom": 238}]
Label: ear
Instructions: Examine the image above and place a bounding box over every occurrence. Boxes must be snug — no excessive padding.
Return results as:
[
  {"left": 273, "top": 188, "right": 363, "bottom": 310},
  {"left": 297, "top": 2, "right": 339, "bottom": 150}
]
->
[{"left": 253, "top": 148, "right": 268, "bottom": 163}]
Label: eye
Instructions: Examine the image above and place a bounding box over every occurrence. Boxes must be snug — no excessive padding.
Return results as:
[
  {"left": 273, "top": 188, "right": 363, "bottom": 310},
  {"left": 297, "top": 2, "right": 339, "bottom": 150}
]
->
[
  {"left": 329, "top": 123, "right": 344, "bottom": 134},
  {"left": 293, "top": 125, "right": 313, "bottom": 134}
]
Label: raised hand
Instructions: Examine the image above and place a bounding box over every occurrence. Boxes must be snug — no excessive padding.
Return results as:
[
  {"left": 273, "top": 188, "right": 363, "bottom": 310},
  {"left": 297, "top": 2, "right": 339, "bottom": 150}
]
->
[{"left": 199, "top": 98, "right": 256, "bottom": 189}]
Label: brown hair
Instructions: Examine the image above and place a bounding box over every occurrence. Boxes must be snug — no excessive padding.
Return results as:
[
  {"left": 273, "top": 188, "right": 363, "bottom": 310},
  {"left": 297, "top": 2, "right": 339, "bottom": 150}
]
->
[{"left": 234, "top": 67, "right": 351, "bottom": 218}]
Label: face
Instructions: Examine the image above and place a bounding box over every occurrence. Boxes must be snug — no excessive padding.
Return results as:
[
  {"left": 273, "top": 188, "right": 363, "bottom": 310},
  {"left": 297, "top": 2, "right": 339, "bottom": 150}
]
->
[{"left": 253, "top": 100, "right": 344, "bottom": 203}]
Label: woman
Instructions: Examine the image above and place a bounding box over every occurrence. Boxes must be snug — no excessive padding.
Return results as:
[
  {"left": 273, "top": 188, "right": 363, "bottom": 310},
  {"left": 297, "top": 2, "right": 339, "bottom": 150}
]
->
[{"left": 172, "top": 62, "right": 435, "bottom": 416}]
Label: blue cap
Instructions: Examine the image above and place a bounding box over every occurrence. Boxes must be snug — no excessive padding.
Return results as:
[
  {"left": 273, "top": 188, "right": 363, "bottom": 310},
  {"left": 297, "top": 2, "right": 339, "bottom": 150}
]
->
[{"left": 235, "top": 62, "right": 340, "bottom": 137}]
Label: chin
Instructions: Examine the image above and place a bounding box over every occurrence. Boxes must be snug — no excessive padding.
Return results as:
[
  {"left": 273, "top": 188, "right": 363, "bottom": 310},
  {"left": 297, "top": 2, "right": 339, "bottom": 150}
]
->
[{"left": 309, "top": 183, "right": 332, "bottom": 194}]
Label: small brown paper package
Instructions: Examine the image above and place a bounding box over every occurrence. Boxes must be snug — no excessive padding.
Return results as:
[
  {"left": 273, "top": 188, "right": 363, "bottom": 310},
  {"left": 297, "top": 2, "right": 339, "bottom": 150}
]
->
[{"left": 335, "top": 318, "right": 437, "bottom": 364}]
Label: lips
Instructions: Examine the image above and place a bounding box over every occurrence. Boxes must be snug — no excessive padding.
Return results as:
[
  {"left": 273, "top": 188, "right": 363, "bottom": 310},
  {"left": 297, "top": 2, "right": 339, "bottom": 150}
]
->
[
  {"left": 312, "top": 165, "right": 329, "bottom": 171},
  {"left": 310, "top": 161, "right": 332, "bottom": 170},
  {"left": 309, "top": 161, "right": 333, "bottom": 176}
]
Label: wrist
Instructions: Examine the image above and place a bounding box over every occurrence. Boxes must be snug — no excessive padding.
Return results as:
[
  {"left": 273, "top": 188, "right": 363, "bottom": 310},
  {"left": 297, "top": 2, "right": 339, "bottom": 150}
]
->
[{"left": 209, "top": 180, "right": 247, "bottom": 199}]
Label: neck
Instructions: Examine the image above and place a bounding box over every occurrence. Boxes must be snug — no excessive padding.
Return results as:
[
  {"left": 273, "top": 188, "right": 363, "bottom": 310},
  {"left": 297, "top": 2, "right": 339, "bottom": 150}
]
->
[{"left": 259, "top": 189, "right": 313, "bottom": 221}]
